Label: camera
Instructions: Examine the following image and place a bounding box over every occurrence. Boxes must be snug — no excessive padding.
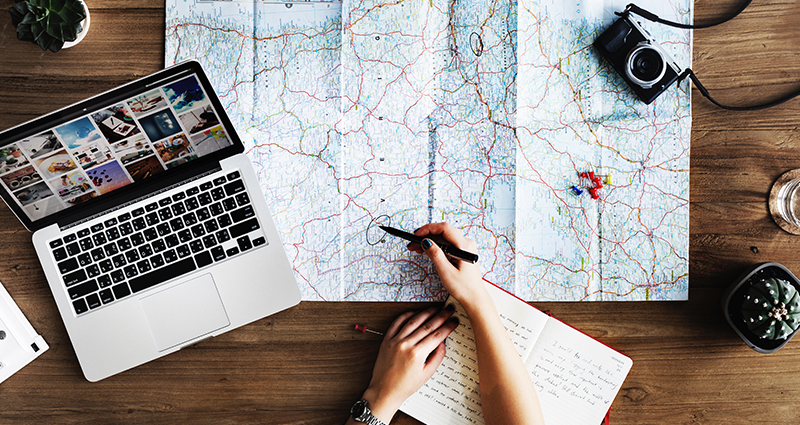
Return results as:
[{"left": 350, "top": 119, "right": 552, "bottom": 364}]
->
[{"left": 594, "top": 14, "right": 682, "bottom": 104}]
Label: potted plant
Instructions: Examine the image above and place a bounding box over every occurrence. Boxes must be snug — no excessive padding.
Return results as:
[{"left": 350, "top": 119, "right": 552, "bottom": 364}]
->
[
  {"left": 723, "top": 262, "right": 800, "bottom": 353},
  {"left": 9, "top": 0, "right": 90, "bottom": 52}
]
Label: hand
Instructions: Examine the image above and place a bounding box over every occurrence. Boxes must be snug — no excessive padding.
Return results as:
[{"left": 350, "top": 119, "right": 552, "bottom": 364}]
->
[
  {"left": 408, "top": 223, "right": 488, "bottom": 311},
  {"left": 360, "top": 307, "right": 459, "bottom": 423}
]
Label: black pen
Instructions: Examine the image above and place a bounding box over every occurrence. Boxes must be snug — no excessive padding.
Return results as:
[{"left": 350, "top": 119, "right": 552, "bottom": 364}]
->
[{"left": 380, "top": 225, "right": 479, "bottom": 264}]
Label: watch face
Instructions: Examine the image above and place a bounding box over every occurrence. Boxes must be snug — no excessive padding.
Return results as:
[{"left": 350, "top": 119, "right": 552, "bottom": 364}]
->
[{"left": 351, "top": 402, "right": 366, "bottom": 418}]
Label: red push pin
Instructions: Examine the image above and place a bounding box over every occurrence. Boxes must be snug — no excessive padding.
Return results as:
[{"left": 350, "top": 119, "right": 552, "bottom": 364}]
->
[
  {"left": 589, "top": 187, "right": 600, "bottom": 199},
  {"left": 354, "top": 324, "right": 384, "bottom": 336}
]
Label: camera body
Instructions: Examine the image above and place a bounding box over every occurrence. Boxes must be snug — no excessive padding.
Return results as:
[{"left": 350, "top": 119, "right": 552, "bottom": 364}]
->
[{"left": 594, "top": 14, "right": 682, "bottom": 104}]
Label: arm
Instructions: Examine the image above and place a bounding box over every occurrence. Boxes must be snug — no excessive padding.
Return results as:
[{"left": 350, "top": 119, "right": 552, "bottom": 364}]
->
[
  {"left": 411, "top": 223, "right": 545, "bottom": 425},
  {"left": 345, "top": 307, "right": 459, "bottom": 425}
]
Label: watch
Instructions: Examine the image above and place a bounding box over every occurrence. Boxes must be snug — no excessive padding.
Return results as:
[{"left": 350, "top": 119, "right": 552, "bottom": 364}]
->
[{"left": 350, "top": 399, "right": 386, "bottom": 425}]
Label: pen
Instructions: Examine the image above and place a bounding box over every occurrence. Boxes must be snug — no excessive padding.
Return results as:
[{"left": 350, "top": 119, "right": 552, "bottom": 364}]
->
[{"left": 380, "top": 225, "right": 479, "bottom": 264}]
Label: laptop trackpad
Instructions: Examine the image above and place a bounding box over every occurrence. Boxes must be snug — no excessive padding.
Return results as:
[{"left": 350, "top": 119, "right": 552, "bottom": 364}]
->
[{"left": 139, "top": 274, "right": 230, "bottom": 352}]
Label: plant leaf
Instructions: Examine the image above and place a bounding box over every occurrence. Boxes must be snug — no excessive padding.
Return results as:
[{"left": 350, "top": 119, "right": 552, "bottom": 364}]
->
[
  {"left": 59, "top": 2, "right": 84, "bottom": 23},
  {"left": 50, "top": 0, "right": 66, "bottom": 12},
  {"left": 46, "top": 18, "right": 64, "bottom": 40},
  {"left": 36, "top": 33, "right": 53, "bottom": 51},
  {"left": 16, "top": 25, "right": 34, "bottom": 42},
  {"left": 62, "top": 22, "right": 77, "bottom": 41},
  {"left": 30, "top": 21, "right": 45, "bottom": 40},
  {"left": 20, "top": 12, "right": 37, "bottom": 25},
  {"left": 48, "top": 39, "right": 64, "bottom": 52},
  {"left": 9, "top": 3, "right": 28, "bottom": 23}
]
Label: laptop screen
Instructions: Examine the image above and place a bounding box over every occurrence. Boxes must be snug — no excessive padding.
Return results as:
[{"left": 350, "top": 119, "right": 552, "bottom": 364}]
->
[{"left": 0, "top": 62, "right": 241, "bottom": 230}]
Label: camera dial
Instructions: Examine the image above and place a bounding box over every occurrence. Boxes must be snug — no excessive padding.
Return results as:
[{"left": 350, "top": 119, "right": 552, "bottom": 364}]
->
[{"left": 625, "top": 42, "right": 667, "bottom": 89}]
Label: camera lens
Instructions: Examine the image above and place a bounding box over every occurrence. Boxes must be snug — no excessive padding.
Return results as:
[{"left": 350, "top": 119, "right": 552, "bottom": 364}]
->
[
  {"left": 631, "top": 49, "right": 663, "bottom": 81},
  {"left": 625, "top": 43, "right": 667, "bottom": 89}
]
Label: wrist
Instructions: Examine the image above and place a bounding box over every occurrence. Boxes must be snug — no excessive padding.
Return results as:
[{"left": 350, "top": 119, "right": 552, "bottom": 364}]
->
[
  {"left": 458, "top": 287, "right": 493, "bottom": 316},
  {"left": 360, "top": 386, "right": 401, "bottom": 424}
]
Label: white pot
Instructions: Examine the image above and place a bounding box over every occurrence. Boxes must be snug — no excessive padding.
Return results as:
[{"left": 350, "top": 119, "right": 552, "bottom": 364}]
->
[{"left": 62, "top": 0, "right": 90, "bottom": 49}]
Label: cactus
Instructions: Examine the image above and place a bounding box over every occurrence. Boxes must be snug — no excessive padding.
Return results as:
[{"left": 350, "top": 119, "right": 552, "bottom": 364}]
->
[
  {"left": 742, "top": 277, "right": 800, "bottom": 340},
  {"left": 9, "top": 0, "right": 86, "bottom": 52}
]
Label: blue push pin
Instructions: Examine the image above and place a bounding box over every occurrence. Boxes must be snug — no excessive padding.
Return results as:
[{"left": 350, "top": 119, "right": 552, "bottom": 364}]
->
[{"left": 569, "top": 186, "right": 584, "bottom": 196}]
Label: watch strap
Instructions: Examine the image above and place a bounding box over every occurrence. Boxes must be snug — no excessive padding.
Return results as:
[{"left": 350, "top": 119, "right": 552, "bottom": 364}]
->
[{"left": 351, "top": 399, "right": 386, "bottom": 425}]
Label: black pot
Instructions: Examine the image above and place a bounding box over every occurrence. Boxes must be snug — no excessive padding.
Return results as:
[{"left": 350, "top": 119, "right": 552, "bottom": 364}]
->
[{"left": 722, "top": 262, "right": 800, "bottom": 353}]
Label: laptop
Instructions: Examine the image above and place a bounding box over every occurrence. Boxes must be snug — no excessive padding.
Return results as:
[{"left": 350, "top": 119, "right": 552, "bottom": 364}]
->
[{"left": 0, "top": 61, "right": 301, "bottom": 382}]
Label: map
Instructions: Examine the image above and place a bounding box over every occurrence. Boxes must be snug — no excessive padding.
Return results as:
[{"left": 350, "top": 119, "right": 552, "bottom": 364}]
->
[{"left": 166, "top": 0, "right": 691, "bottom": 301}]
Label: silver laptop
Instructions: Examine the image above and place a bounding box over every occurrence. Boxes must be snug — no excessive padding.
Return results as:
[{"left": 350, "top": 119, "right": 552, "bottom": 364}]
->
[{"left": 0, "top": 61, "right": 301, "bottom": 381}]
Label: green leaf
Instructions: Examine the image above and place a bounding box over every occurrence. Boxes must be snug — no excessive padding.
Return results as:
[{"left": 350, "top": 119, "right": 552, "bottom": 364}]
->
[
  {"left": 59, "top": 3, "right": 84, "bottom": 23},
  {"left": 46, "top": 19, "right": 64, "bottom": 40},
  {"left": 48, "top": 10, "right": 64, "bottom": 25},
  {"left": 36, "top": 33, "right": 53, "bottom": 51},
  {"left": 33, "top": 8, "right": 48, "bottom": 22},
  {"left": 50, "top": 0, "right": 66, "bottom": 12},
  {"left": 20, "top": 12, "right": 37, "bottom": 25},
  {"left": 62, "top": 22, "right": 77, "bottom": 41},
  {"left": 9, "top": 3, "right": 29, "bottom": 22},
  {"left": 16, "top": 25, "right": 34, "bottom": 42},
  {"left": 30, "top": 20, "right": 45, "bottom": 40},
  {"left": 48, "top": 39, "right": 64, "bottom": 52}
]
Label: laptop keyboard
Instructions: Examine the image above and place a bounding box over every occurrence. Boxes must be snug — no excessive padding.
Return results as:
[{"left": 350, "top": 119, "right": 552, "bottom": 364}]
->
[{"left": 47, "top": 170, "right": 267, "bottom": 316}]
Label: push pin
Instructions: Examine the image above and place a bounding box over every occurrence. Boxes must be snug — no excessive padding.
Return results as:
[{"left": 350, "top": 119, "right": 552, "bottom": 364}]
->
[
  {"left": 577, "top": 170, "right": 605, "bottom": 200},
  {"left": 354, "top": 324, "right": 384, "bottom": 336},
  {"left": 569, "top": 186, "right": 584, "bottom": 196}
]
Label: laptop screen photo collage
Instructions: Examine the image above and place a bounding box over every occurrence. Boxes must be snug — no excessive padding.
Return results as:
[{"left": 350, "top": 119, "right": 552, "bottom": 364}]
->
[{"left": 0, "top": 75, "right": 233, "bottom": 222}]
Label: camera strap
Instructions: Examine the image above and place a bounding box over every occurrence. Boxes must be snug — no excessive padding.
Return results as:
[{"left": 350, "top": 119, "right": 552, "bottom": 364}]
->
[
  {"left": 619, "top": 1, "right": 753, "bottom": 30},
  {"left": 622, "top": 1, "right": 800, "bottom": 111},
  {"left": 678, "top": 70, "right": 800, "bottom": 111}
]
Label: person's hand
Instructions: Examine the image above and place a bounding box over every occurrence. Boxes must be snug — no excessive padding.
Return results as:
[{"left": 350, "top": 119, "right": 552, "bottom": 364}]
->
[
  {"left": 408, "top": 223, "right": 488, "bottom": 311},
  {"left": 360, "top": 307, "right": 459, "bottom": 423}
]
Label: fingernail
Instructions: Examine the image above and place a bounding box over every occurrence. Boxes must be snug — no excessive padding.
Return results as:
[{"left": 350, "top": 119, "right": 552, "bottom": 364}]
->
[
  {"left": 421, "top": 238, "right": 432, "bottom": 249},
  {"left": 448, "top": 318, "right": 460, "bottom": 326},
  {"left": 445, "top": 304, "right": 455, "bottom": 312}
]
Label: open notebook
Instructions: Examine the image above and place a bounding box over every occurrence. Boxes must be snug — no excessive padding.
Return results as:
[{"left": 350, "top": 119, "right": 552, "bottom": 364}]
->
[{"left": 400, "top": 282, "right": 633, "bottom": 425}]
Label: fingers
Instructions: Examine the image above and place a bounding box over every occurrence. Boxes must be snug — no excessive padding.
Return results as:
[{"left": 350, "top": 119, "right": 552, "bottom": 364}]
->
[
  {"left": 392, "top": 306, "right": 456, "bottom": 345},
  {"left": 422, "top": 342, "right": 448, "bottom": 375},
  {"left": 414, "top": 222, "right": 476, "bottom": 251},
  {"left": 420, "top": 238, "right": 459, "bottom": 277},
  {"left": 417, "top": 316, "right": 459, "bottom": 361},
  {"left": 393, "top": 307, "right": 437, "bottom": 340},
  {"left": 384, "top": 310, "right": 418, "bottom": 339}
]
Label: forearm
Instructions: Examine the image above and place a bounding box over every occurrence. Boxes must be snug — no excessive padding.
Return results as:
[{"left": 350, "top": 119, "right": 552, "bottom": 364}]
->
[
  {"left": 465, "top": 303, "right": 545, "bottom": 425},
  {"left": 343, "top": 388, "right": 398, "bottom": 425}
]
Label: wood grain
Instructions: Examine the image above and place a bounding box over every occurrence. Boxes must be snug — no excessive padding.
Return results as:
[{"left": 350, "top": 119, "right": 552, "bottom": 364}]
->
[{"left": 3, "top": 0, "right": 800, "bottom": 424}]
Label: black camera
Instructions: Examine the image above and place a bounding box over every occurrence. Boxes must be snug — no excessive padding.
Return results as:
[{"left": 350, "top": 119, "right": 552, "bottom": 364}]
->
[{"left": 594, "top": 14, "right": 682, "bottom": 104}]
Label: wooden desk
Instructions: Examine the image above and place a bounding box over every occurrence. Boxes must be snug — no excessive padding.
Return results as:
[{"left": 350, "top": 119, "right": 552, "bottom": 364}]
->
[{"left": 1, "top": 0, "right": 799, "bottom": 423}]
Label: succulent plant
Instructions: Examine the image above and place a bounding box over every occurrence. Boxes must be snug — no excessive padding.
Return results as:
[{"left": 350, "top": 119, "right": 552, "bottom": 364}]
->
[
  {"left": 9, "top": 0, "right": 86, "bottom": 52},
  {"left": 742, "top": 277, "right": 800, "bottom": 340}
]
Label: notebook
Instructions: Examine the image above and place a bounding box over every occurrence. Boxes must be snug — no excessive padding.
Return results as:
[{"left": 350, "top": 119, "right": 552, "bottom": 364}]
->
[
  {"left": 0, "top": 61, "right": 301, "bottom": 381},
  {"left": 400, "top": 281, "right": 633, "bottom": 425}
]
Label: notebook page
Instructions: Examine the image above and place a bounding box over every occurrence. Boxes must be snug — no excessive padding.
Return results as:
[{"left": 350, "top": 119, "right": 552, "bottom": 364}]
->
[
  {"left": 525, "top": 319, "right": 633, "bottom": 425},
  {"left": 400, "top": 283, "right": 549, "bottom": 425}
]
